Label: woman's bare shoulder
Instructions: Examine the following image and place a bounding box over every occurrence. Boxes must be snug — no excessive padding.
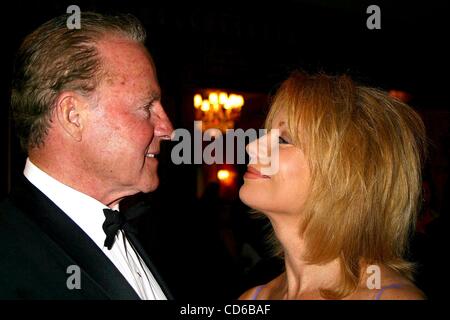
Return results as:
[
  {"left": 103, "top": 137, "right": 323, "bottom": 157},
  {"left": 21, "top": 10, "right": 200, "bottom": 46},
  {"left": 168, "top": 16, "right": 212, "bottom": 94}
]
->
[
  {"left": 376, "top": 283, "right": 426, "bottom": 300},
  {"left": 238, "top": 273, "right": 285, "bottom": 300},
  {"left": 376, "top": 268, "right": 426, "bottom": 300},
  {"left": 238, "top": 286, "right": 260, "bottom": 300}
]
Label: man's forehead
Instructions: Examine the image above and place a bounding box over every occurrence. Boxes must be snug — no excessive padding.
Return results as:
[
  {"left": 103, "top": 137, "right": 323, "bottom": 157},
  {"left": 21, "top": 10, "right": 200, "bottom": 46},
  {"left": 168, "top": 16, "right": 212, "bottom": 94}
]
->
[
  {"left": 97, "top": 37, "right": 155, "bottom": 74},
  {"left": 99, "top": 55, "right": 159, "bottom": 94}
]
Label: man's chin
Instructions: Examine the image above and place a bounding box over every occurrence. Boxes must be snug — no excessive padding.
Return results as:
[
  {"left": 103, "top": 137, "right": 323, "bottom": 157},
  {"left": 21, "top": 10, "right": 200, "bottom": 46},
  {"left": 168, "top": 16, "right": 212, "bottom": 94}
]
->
[{"left": 140, "top": 178, "right": 159, "bottom": 193}]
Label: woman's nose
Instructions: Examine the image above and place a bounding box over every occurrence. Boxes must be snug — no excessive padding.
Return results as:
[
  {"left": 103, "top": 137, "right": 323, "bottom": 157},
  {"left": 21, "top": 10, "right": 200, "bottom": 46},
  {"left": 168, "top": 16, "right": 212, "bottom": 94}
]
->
[
  {"left": 246, "top": 138, "right": 259, "bottom": 159},
  {"left": 246, "top": 133, "right": 272, "bottom": 163}
]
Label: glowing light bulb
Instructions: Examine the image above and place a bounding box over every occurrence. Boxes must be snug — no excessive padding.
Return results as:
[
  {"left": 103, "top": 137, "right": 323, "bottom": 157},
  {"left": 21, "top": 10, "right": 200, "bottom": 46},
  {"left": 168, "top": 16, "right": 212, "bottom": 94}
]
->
[
  {"left": 236, "top": 95, "right": 244, "bottom": 107},
  {"left": 209, "top": 92, "right": 219, "bottom": 105},
  {"left": 194, "top": 94, "right": 202, "bottom": 108},
  {"left": 201, "top": 100, "right": 210, "bottom": 112},
  {"left": 219, "top": 92, "right": 228, "bottom": 105},
  {"left": 217, "top": 169, "right": 230, "bottom": 181}
]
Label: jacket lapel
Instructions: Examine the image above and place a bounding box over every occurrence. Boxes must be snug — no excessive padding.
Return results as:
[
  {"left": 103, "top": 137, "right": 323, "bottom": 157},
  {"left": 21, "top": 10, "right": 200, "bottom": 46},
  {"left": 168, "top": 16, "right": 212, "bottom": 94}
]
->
[
  {"left": 126, "top": 231, "right": 174, "bottom": 300},
  {"left": 9, "top": 176, "right": 140, "bottom": 300}
]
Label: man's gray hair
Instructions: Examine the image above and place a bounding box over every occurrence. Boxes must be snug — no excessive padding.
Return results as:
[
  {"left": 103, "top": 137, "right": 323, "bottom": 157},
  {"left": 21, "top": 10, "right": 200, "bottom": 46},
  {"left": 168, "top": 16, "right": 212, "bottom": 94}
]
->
[{"left": 11, "top": 12, "right": 146, "bottom": 150}]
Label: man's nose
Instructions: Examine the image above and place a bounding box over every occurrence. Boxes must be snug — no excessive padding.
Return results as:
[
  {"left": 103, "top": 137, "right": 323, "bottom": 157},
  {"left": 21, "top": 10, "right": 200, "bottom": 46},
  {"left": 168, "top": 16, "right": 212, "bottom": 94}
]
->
[{"left": 154, "top": 105, "right": 174, "bottom": 140}]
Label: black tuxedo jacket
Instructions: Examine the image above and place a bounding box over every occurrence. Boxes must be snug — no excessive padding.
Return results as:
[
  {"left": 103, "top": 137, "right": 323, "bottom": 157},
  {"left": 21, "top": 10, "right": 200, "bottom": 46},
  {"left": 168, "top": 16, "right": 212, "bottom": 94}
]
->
[{"left": 0, "top": 175, "right": 173, "bottom": 300}]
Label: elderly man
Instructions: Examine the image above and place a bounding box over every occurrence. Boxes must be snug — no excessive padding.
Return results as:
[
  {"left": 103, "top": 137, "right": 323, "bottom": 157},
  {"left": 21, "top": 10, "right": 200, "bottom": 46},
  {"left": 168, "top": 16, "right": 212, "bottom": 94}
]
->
[{"left": 0, "top": 12, "right": 174, "bottom": 299}]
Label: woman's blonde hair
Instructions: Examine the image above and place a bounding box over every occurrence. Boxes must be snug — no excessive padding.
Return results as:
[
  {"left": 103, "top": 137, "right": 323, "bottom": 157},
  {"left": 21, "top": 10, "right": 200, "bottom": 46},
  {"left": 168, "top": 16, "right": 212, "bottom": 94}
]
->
[{"left": 265, "top": 71, "right": 427, "bottom": 299}]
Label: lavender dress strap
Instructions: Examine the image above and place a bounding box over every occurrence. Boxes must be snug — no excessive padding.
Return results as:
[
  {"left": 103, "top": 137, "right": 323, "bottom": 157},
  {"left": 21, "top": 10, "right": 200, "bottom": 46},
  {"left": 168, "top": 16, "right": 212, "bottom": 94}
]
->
[
  {"left": 374, "top": 283, "right": 403, "bottom": 300},
  {"left": 251, "top": 285, "right": 266, "bottom": 300}
]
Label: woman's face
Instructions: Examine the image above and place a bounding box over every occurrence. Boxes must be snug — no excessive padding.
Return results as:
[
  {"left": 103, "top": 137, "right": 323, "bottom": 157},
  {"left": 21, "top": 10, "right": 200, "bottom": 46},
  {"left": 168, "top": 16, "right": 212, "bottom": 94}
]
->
[{"left": 239, "top": 110, "right": 311, "bottom": 216}]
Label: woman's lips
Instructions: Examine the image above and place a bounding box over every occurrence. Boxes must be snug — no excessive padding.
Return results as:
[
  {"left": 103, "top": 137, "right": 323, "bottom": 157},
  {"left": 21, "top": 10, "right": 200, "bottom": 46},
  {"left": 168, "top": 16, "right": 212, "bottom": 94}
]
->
[{"left": 244, "top": 166, "right": 270, "bottom": 179}]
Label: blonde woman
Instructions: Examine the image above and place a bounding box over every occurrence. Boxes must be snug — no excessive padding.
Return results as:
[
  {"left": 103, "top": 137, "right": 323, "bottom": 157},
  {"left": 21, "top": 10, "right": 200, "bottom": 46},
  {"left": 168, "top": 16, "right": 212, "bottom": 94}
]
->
[{"left": 239, "top": 72, "right": 427, "bottom": 300}]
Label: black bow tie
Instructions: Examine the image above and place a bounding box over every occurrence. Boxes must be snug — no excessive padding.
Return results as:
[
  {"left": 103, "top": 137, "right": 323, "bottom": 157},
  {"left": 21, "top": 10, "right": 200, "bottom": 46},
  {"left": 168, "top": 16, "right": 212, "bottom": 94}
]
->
[{"left": 102, "top": 202, "right": 150, "bottom": 250}]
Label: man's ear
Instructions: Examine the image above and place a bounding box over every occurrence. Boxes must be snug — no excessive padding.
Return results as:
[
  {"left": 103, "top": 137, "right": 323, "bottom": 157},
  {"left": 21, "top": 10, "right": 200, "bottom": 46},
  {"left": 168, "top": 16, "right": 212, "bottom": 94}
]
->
[{"left": 55, "top": 92, "right": 88, "bottom": 142}]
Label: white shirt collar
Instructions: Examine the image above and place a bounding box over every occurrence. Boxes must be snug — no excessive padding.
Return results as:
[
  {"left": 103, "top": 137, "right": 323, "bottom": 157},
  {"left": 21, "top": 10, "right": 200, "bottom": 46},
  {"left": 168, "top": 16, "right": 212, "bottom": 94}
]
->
[
  {"left": 23, "top": 158, "right": 167, "bottom": 300},
  {"left": 23, "top": 157, "right": 112, "bottom": 251}
]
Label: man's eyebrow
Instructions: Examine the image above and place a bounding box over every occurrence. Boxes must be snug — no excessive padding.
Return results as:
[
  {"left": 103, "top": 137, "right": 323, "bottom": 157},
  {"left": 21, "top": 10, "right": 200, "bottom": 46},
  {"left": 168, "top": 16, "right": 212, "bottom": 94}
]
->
[
  {"left": 150, "top": 91, "right": 161, "bottom": 100},
  {"left": 141, "top": 91, "right": 161, "bottom": 104}
]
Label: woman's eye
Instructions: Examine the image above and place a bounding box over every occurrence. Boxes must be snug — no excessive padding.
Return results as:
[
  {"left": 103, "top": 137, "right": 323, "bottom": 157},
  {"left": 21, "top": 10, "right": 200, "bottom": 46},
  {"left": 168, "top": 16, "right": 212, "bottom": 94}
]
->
[{"left": 278, "top": 136, "right": 289, "bottom": 144}]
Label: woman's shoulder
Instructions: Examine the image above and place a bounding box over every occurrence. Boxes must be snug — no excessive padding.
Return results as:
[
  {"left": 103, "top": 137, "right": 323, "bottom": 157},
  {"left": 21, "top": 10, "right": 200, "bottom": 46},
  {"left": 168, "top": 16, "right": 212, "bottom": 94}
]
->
[
  {"left": 345, "top": 280, "right": 425, "bottom": 300},
  {"left": 344, "top": 263, "right": 424, "bottom": 300},
  {"left": 355, "top": 267, "right": 426, "bottom": 300},
  {"left": 238, "top": 285, "right": 263, "bottom": 300},
  {"left": 238, "top": 274, "right": 284, "bottom": 300},
  {"left": 373, "top": 282, "right": 426, "bottom": 300},
  {"left": 376, "top": 267, "right": 426, "bottom": 300}
]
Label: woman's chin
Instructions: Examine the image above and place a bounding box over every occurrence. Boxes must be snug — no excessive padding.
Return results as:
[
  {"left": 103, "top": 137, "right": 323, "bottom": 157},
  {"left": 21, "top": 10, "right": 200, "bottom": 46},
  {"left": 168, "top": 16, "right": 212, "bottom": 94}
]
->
[{"left": 239, "top": 186, "right": 264, "bottom": 211}]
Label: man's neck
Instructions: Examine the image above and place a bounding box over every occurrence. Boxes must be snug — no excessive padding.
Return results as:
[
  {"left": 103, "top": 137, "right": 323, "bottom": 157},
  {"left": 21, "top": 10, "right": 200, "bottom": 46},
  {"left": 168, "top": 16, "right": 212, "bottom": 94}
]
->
[{"left": 28, "top": 151, "right": 125, "bottom": 208}]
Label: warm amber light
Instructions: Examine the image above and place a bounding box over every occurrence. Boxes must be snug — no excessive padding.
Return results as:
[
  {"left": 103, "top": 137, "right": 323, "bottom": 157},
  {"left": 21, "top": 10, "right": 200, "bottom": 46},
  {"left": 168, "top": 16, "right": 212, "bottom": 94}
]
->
[
  {"left": 227, "top": 94, "right": 245, "bottom": 109},
  {"left": 217, "top": 169, "right": 230, "bottom": 181},
  {"left": 201, "top": 100, "right": 210, "bottom": 112},
  {"left": 228, "top": 94, "right": 237, "bottom": 107},
  {"left": 219, "top": 92, "right": 228, "bottom": 105},
  {"left": 194, "top": 94, "right": 203, "bottom": 108},
  {"left": 388, "top": 90, "right": 411, "bottom": 103},
  {"left": 209, "top": 92, "right": 219, "bottom": 105},
  {"left": 236, "top": 95, "right": 244, "bottom": 107},
  {"left": 223, "top": 101, "right": 233, "bottom": 110},
  {"left": 193, "top": 90, "right": 244, "bottom": 132}
]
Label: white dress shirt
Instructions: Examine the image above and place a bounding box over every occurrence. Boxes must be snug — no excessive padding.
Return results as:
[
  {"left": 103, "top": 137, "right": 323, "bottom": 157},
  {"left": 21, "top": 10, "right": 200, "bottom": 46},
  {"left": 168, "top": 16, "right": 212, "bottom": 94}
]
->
[{"left": 23, "top": 158, "right": 167, "bottom": 300}]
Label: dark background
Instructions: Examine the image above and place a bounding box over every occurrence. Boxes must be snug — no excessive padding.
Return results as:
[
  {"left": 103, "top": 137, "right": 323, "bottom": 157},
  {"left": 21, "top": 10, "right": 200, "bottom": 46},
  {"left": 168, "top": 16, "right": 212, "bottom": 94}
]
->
[{"left": 1, "top": 0, "right": 448, "bottom": 300}]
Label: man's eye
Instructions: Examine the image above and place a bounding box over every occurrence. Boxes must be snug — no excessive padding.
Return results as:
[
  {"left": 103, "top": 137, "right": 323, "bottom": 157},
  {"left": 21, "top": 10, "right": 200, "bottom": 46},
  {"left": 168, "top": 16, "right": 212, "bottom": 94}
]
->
[{"left": 143, "top": 102, "right": 155, "bottom": 114}]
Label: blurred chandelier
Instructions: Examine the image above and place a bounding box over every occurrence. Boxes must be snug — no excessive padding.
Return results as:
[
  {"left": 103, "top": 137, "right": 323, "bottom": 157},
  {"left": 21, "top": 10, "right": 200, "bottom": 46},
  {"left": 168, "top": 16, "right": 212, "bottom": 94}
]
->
[{"left": 193, "top": 91, "right": 244, "bottom": 132}]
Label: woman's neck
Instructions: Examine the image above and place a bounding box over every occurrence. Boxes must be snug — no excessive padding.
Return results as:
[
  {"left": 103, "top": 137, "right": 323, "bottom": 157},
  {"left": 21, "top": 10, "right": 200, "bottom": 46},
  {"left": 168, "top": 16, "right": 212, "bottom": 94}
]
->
[{"left": 269, "top": 215, "right": 342, "bottom": 299}]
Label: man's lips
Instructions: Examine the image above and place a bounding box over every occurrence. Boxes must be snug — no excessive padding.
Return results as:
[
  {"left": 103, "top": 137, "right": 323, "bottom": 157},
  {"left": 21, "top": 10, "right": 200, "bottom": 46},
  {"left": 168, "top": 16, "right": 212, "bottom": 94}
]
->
[{"left": 244, "top": 166, "right": 270, "bottom": 179}]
